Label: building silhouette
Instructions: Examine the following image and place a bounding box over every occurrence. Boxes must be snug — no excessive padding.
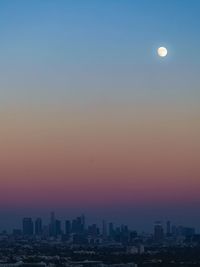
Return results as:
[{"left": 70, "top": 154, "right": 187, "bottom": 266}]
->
[
  {"left": 154, "top": 221, "right": 164, "bottom": 242},
  {"left": 49, "top": 211, "right": 56, "bottom": 237},
  {"left": 109, "top": 222, "right": 114, "bottom": 238},
  {"left": 65, "top": 220, "right": 71, "bottom": 235},
  {"left": 35, "top": 218, "right": 42, "bottom": 236},
  {"left": 22, "top": 218, "right": 34, "bottom": 236},
  {"left": 102, "top": 220, "right": 107, "bottom": 239},
  {"left": 55, "top": 219, "right": 62, "bottom": 236},
  {"left": 166, "top": 220, "right": 171, "bottom": 236}
]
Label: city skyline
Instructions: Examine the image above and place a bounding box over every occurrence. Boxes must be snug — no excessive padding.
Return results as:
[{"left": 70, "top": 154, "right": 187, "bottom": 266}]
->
[
  {"left": 1, "top": 213, "right": 199, "bottom": 267},
  {"left": 0, "top": 212, "right": 197, "bottom": 236},
  {"left": 0, "top": 0, "right": 200, "bottom": 232}
]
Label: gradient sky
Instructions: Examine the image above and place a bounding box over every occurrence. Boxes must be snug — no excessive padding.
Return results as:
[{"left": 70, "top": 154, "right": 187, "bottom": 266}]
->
[{"left": 0, "top": 0, "right": 200, "bottom": 232}]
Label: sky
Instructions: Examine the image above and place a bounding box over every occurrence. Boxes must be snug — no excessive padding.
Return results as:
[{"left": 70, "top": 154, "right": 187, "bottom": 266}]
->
[{"left": 0, "top": 0, "right": 200, "bottom": 232}]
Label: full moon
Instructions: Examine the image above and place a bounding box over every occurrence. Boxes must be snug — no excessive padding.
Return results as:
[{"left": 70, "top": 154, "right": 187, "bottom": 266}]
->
[{"left": 157, "top": 47, "right": 168, "bottom": 57}]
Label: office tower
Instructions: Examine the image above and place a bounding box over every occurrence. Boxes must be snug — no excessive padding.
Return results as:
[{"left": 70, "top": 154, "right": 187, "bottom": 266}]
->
[
  {"left": 130, "top": 231, "right": 137, "bottom": 242},
  {"left": 171, "top": 225, "right": 177, "bottom": 237},
  {"left": 77, "top": 216, "right": 84, "bottom": 233},
  {"left": 22, "top": 217, "right": 34, "bottom": 236},
  {"left": 121, "top": 224, "right": 129, "bottom": 234},
  {"left": 77, "top": 216, "right": 82, "bottom": 229},
  {"left": 114, "top": 227, "right": 121, "bottom": 242},
  {"left": 121, "top": 224, "right": 129, "bottom": 244},
  {"left": 154, "top": 221, "right": 164, "bottom": 242},
  {"left": 177, "top": 225, "right": 184, "bottom": 236},
  {"left": 72, "top": 219, "right": 77, "bottom": 233},
  {"left": 166, "top": 220, "right": 171, "bottom": 236},
  {"left": 88, "top": 224, "right": 98, "bottom": 237},
  {"left": 49, "top": 211, "right": 56, "bottom": 237},
  {"left": 72, "top": 216, "right": 84, "bottom": 233},
  {"left": 35, "top": 218, "right": 42, "bottom": 236},
  {"left": 102, "top": 220, "right": 107, "bottom": 239},
  {"left": 42, "top": 225, "right": 49, "bottom": 238},
  {"left": 65, "top": 220, "right": 71, "bottom": 235},
  {"left": 81, "top": 214, "right": 85, "bottom": 231},
  {"left": 55, "top": 219, "right": 62, "bottom": 236},
  {"left": 109, "top": 222, "right": 114, "bottom": 237}
]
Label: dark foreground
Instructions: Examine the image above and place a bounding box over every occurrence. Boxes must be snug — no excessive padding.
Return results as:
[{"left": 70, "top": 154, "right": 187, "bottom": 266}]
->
[{"left": 1, "top": 239, "right": 200, "bottom": 267}]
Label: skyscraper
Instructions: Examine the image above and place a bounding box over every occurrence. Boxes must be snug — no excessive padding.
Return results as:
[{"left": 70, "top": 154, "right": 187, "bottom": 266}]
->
[
  {"left": 102, "top": 220, "right": 107, "bottom": 239},
  {"left": 65, "top": 220, "right": 71, "bottom": 235},
  {"left": 22, "top": 218, "right": 34, "bottom": 236},
  {"left": 35, "top": 218, "right": 42, "bottom": 236},
  {"left": 72, "top": 216, "right": 85, "bottom": 233},
  {"left": 49, "top": 211, "right": 56, "bottom": 237},
  {"left": 166, "top": 221, "right": 171, "bottom": 236},
  {"left": 88, "top": 224, "right": 98, "bottom": 237},
  {"left": 55, "top": 219, "right": 62, "bottom": 236},
  {"left": 154, "top": 221, "right": 164, "bottom": 242},
  {"left": 81, "top": 214, "right": 85, "bottom": 231},
  {"left": 109, "top": 222, "right": 114, "bottom": 237}
]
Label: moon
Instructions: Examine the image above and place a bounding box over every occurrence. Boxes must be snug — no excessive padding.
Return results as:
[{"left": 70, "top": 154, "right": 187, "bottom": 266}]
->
[{"left": 157, "top": 47, "right": 168, "bottom": 57}]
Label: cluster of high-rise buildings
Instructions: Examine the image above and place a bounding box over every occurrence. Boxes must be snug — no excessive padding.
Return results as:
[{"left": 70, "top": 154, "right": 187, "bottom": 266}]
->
[
  {"left": 21, "top": 212, "right": 86, "bottom": 238},
  {"left": 15, "top": 212, "right": 137, "bottom": 245},
  {"left": 9, "top": 213, "right": 196, "bottom": 245},
  {"left": 153, "top": 220, "right": 195, "bottom": 242}
]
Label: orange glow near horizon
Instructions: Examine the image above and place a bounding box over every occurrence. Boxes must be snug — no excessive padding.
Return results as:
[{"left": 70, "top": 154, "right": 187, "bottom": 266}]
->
[{"left": 0, "top": 103, "right": 199, "bottom": 209}]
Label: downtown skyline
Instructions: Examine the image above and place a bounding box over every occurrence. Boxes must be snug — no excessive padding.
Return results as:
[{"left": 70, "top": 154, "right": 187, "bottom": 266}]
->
[
  {"left": 0, "top": 212, "right": 196, "bottom": 238},
  {"left": 0, "top": 211, "right": 198, "bottom": 235}
]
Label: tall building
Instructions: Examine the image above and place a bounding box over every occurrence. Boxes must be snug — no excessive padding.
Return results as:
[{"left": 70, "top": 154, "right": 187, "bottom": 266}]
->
[
  {"left": 88, "top": 224, "right": 98, "bottom": 237},
  {"left": 55, "top": 219, "right": 62, "bottom": 236},
  {"left": 81, "top": 214, "right": 85, "bottom": 231},
  {"left": 42, "top": 225, "right": 49, "bottom": 238},
  {"left": 154, "top": 221, "right": 164, "bottom": 242},
  {"left": 102, "top": 220, "right": 107, "bottom": 239},
  {"left": 166, "top": 220, "right": 171, "bottom": 236},
  {"left": 171, "top": 225, "right": 177, "bottom": 237},
  {"left": 35, "top": 218, "right": 42, "bottom": 236},
  {"left": 72, "top": 216, "right": 85, "bottom": 233},
  {"left": 65, "top": 220, "right": 71, "bottom": 235},
  {"left": 109, "top": 222, "right": 114, "bottom": 237},
  {"left": 22, "top": 217, "right": 34, "bottom": 236},
  {"left": 49, "top": 211, "right": 56, "bottom": 237}
]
